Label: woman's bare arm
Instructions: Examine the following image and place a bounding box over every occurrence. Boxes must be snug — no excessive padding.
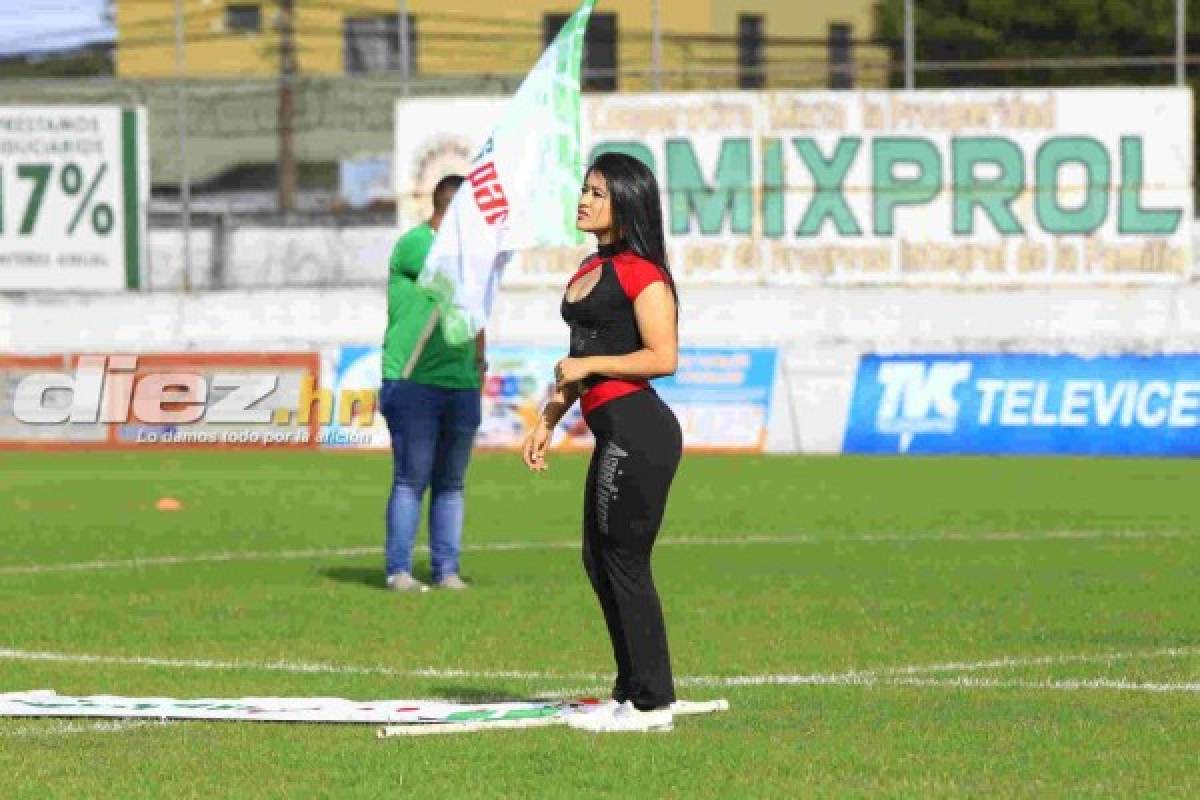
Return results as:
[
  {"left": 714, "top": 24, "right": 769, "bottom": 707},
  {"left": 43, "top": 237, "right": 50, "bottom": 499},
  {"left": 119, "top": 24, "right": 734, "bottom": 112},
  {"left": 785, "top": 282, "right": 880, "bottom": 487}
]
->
[{"left": 539, "top": 380, "right": 582, "bottom": 428}]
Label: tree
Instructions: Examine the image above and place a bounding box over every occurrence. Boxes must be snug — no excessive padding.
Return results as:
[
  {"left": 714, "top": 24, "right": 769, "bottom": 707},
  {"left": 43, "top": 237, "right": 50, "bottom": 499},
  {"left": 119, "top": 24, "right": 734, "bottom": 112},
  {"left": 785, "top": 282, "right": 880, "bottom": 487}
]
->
[
  {"left": 0, "top": 48, "right": 113, "bottom": 79},
  {"left": 874, "top": 0, "right": 1198, "bottom": 88}
]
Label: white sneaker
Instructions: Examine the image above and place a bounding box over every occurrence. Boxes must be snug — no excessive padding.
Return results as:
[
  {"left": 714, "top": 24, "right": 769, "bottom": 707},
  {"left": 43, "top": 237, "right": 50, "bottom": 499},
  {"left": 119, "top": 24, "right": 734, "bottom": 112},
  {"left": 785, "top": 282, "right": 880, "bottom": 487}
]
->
[
  {"left": 566, "top": 703, "right": 673, "bottom": 733},
  {"left": 387, "top": 572, "right": 429, "bottom": 592},
  {"left": 566, "top": 699, "right": 628, "bottom": 717}
]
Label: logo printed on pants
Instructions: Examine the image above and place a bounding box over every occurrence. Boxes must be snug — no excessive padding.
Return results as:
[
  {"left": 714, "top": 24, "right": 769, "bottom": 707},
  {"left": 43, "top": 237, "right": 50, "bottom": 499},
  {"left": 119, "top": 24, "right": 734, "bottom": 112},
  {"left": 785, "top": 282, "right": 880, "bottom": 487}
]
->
[{"left": 596, "top": 442, "right": 628, "bottom": 534}]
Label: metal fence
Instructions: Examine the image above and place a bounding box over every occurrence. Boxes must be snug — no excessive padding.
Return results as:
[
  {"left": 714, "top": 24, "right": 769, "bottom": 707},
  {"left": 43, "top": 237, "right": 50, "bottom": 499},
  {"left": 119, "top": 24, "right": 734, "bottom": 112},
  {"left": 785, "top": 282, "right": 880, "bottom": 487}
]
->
[{"left": 145, "top": 209, "right": 399, "bottom": 291}]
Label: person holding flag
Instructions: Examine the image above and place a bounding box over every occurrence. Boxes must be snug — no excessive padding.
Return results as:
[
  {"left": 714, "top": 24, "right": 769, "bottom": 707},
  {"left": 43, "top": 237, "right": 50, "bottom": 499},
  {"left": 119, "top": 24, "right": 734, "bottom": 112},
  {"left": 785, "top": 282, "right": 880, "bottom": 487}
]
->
[
  {"left": 416, "top": 1, "right": 597, "bottom": 349},
  {"left": 391, "top": 0, "right": 597, "bottom": 594},
  {"left": 380, "top": 175, "right": 486, "bottom": 592}
]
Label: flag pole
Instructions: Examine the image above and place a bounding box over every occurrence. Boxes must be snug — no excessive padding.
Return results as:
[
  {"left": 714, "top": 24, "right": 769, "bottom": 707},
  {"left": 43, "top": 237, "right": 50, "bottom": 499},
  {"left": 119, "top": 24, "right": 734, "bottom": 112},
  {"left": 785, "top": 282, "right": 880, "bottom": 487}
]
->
[{"left": 401, "top": 308, "right": 439, "bottom": 380}]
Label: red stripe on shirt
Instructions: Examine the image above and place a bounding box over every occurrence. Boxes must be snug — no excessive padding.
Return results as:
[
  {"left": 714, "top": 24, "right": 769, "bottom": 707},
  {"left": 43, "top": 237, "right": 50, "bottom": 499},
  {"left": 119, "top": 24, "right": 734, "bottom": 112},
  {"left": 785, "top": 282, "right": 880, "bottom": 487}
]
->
[{"left": 581, "top": 379, "right": 648, "bottom": 416}]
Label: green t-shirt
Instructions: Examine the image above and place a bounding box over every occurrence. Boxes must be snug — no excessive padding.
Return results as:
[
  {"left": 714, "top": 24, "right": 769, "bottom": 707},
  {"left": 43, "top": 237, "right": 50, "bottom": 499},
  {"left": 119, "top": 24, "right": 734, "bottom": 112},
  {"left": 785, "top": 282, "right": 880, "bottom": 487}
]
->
[{"left": 382, "top": 223, "right": 480, "bottom": 389}]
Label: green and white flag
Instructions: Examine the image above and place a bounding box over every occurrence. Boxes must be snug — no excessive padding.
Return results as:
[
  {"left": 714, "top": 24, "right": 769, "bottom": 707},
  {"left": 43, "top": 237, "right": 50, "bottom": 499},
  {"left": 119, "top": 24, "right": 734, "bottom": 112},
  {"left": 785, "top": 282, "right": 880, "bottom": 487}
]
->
[{"left": 418, "top": 0, "right": 596, "bottom": 346}]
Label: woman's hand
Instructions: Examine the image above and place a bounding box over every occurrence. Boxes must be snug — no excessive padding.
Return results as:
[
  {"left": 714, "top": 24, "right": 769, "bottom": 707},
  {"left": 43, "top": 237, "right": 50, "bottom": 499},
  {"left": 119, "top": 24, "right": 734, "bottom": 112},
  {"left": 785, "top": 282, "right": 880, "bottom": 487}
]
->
[
  {"left": 521, "top": 418, "right": 553, "bottom": 472},
  {"left": 554, "top": 357, "right": 591, "bottom": 390}
]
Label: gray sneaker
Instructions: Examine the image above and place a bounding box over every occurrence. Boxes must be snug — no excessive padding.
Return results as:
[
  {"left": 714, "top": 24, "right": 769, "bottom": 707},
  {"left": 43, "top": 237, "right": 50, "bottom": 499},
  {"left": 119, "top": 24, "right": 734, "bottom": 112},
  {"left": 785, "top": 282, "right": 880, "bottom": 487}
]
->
[
  {"left": 435, "top": 574, "right": 468, "bottom": 590},
  {"left": 388, "top": 572, "right": 429, "bottom": 592}
]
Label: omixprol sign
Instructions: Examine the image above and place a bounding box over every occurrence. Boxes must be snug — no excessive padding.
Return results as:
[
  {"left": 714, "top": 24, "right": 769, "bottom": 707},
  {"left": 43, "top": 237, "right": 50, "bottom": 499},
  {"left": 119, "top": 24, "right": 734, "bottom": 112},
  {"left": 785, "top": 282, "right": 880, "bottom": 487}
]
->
[
  {"left": 396, "top": 89, "right": 1193, "bottom": 284},
  {"left": 596, "top": 130, "right": 1180, "bottom": 238}
]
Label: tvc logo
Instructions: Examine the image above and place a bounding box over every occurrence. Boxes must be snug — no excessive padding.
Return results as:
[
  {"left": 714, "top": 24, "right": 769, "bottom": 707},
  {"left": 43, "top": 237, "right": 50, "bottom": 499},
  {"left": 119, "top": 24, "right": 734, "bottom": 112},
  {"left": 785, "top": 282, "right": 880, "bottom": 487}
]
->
[{"left": 874, "top": 361, "right": 972, "bottom": 450}]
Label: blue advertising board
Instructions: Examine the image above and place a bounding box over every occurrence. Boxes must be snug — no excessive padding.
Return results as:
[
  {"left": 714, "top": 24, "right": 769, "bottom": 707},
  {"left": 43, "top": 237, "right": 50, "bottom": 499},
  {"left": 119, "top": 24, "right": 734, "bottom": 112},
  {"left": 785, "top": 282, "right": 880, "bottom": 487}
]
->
[
  {"left": 843, "top": 354, "right": 1200, "bottom": 456},
  {"left": 482, "top": 345, "right": 777, "bottom": 450},
  {"left": 479, "top": 345, "right": 593, "bottom": 450},
  {"left": 321, "top": 344, "right": 778, "bottom": 451},
  {"left": 655, "top": 348, "right": 777, "bottom": 450}
]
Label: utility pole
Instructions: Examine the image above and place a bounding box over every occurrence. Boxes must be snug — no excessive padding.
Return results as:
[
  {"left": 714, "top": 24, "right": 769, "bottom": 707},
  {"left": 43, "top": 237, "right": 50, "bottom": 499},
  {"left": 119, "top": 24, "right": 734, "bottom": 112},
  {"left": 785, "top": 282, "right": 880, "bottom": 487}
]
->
[
  {"left": 277, "top": 0, "right": 297, "bottom": 214},
  {"left": 651, "top": 0, "right": 663, "bottom": 91},
  {"left": 904, "top": 0, "right": 915, "bottom": 89},
  {"left": 398, "top": 0, "right": 411, "bottom": 96},
  {"left": 1177, "top": 0, "right": 1187, "bottom": 86},
  {"left": 174, "top": 0, "right": 192, "bottom": 291}
]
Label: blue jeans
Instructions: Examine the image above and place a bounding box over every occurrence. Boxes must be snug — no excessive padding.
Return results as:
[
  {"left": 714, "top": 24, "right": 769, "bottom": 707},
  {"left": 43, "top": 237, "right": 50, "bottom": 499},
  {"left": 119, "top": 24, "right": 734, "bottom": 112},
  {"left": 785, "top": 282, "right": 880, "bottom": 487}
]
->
[{"left": 380, "top": 379, "right": 481, "bottom": 582}]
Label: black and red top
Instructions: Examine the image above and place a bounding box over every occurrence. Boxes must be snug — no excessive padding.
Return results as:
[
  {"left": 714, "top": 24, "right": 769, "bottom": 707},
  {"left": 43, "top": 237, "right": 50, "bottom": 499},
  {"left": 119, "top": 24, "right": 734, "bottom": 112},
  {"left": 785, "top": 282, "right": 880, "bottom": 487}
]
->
[{"left": 561, "top": 242, "right": 671, "bottom": 416}]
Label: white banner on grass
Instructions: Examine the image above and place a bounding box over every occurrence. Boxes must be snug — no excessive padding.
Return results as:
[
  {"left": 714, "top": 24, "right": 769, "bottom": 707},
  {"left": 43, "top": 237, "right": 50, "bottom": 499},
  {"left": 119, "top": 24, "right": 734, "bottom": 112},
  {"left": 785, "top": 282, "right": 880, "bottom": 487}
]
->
[{"left": 0, "top": 690, "right": 560, "bottom": 724}]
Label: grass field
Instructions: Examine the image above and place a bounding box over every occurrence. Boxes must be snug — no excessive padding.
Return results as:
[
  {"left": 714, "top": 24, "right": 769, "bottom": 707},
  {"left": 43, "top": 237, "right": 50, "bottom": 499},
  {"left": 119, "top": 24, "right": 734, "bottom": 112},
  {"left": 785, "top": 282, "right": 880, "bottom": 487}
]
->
[{"left": 1, "top": 450, "right": 1199, "bottom": 798}]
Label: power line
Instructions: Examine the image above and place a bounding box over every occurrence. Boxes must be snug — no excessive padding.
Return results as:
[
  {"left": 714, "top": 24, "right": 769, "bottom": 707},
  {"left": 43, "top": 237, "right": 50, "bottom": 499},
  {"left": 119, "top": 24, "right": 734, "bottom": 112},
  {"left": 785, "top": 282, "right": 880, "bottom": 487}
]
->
[
  {"left": 297, "top": 0, "right": 544, "bottom": 31},
  {"left": 116, "top": 8, "right": 222, "bottom": 32}
]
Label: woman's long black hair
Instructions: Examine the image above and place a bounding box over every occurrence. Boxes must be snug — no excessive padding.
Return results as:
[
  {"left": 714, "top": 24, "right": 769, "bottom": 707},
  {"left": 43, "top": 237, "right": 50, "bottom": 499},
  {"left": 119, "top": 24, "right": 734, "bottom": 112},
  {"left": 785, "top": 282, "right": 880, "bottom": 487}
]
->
[{"left": 588, "top": 152, "right": 678, "bottom": 305}]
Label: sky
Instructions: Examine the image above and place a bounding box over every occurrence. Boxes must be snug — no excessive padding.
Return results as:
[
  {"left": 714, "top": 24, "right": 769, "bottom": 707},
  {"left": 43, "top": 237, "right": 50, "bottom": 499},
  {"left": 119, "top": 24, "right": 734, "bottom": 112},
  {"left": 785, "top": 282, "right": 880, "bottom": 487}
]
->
[{"left": 0, "top": 0, "right": 115, "bottom": 57}]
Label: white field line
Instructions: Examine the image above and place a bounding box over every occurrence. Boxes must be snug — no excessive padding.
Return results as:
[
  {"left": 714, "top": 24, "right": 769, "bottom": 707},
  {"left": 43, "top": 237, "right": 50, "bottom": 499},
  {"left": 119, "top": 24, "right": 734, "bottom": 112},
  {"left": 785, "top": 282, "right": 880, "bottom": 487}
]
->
[
  {"left": 0, "top": 720, "right": 172, "bottom": 737},
  {"left": 880, "top": 676, "right": 1200, "bottom": 693},
  {"left": 673, "top": 646, "right": 1200, "bottom": 688},
  {"left": 0, "top": 547, "right": 381, "bottom": 576},
  {"left": 0, "top": 648, "right": 608, "bottom": 683},
  {"left": 545, "top": 675, "right": 1200, "bottom": 698},
  {"left": 3, "top": 645, "right": 1200, "bottom": 693},
  {"left": 0, "top": 529, "right": 1192, "bottom": 577}
]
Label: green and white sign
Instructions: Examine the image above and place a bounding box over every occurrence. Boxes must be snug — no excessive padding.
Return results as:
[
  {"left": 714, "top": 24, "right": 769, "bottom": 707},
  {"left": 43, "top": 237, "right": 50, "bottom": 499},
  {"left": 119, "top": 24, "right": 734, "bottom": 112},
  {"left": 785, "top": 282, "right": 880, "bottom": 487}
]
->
[
  {"left": 396, "top": 88, "right": 1193, "bottom": 285},
  {"left": 0, "top": 106, "right": 147, "bottom": 291}
]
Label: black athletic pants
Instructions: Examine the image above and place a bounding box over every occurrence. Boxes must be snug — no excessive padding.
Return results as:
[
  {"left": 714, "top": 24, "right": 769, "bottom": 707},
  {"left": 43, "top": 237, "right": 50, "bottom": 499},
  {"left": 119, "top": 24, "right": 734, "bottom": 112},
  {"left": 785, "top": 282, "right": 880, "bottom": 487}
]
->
[{"left": 582, "top": 388, "right": 683, "bottom": 711}]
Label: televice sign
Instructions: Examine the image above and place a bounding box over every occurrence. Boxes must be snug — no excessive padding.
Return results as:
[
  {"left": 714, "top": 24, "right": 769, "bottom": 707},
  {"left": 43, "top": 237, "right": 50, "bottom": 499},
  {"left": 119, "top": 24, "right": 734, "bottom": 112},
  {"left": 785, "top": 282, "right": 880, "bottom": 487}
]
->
[{"left": 843, "top": 354, "right": 1200, "bottom": 456}]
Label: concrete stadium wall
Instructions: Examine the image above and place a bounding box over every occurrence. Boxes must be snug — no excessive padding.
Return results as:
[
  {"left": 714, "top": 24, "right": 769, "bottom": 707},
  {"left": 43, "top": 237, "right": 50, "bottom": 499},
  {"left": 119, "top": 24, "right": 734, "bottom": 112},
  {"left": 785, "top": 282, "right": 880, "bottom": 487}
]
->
[
  {"left": 142, "top": 223, "right": 1200, "bottom": 292},
  {"left": 146, "top": 228, "right": 395, "bottom": 291},
  {"left": 4, "top": 285, "right": 1200, "bottom": 453}
]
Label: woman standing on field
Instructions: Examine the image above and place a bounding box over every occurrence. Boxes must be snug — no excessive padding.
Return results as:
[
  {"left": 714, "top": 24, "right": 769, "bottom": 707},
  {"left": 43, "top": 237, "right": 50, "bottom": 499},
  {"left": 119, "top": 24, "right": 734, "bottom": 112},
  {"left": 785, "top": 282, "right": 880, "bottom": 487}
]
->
[{"left": 521, "top": 153, "right": 683, "bottom": 733}]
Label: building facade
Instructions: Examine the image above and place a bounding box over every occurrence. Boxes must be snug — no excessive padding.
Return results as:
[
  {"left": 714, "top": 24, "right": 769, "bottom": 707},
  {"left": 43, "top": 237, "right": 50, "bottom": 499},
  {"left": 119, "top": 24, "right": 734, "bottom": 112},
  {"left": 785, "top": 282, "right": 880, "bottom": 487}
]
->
[{"left": 116, "top": 0, "right": 889, "bottom": 90}]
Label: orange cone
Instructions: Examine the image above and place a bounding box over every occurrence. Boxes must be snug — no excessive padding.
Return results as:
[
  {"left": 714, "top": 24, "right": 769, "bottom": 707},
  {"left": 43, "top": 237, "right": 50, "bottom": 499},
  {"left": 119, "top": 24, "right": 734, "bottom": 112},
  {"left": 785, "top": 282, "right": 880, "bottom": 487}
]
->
[{"left": 155, "top": 497, "right": 183, "bottom": 512}]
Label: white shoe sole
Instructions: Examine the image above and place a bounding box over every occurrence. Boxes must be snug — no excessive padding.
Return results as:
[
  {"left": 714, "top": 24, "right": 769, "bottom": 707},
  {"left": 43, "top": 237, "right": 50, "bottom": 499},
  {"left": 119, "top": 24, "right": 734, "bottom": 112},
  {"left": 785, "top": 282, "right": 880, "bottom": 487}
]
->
[{"left": 564, "top": 711, "right": 674, "bottom": 733}]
